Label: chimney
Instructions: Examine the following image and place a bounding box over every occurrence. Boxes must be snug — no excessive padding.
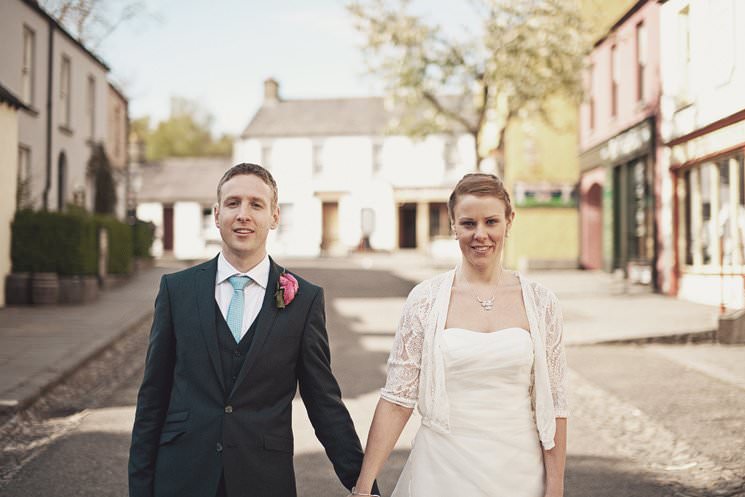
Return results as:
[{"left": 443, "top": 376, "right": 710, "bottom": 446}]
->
[{"left": 263, "top": 78, "right": 280, "bottom": 106}]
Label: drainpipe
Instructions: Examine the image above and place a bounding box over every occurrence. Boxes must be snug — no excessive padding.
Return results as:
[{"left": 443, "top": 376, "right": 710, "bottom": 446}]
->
[{"left": 42, "top": 17, "right": 54, "bottom": 211}]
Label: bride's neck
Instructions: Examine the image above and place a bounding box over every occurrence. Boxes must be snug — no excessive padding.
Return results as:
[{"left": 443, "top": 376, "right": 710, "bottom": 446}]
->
[{"left": 459, "top": 261, "right": 503, "bottom": 285}]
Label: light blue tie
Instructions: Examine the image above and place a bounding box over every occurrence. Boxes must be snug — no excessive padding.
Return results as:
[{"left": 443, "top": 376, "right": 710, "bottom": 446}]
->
[{"left": 226, "top": 275, "right": 251, "bottom": 343}]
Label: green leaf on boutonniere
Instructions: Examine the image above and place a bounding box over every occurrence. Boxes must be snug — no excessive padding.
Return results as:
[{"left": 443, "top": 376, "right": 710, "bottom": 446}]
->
[{"left": 275, "top": 287, "right": 286, "bottom": 309}]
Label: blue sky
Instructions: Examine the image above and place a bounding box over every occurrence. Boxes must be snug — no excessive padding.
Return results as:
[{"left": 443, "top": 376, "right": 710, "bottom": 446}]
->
[{"left": 98, "top": 0, "right": 478, "bottom": 136}]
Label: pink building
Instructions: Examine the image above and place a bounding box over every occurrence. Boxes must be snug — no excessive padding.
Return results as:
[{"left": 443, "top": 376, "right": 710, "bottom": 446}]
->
[{"left": 578, "top": 0, "right": 662, "bottom": 288}]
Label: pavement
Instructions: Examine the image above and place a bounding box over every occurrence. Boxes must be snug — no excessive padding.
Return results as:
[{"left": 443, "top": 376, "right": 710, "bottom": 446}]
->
[{"left": 0, "top": 251, "right": 732, "bottom": 419}]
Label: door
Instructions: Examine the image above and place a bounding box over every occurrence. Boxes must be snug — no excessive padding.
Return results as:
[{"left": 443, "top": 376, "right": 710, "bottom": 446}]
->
[
  {"left": 321, "top": 202, "right": 339, "bottom": 253},
  {"left": 163, "top": 204, "right": 174, "bottom": 252},
  {"left": 398, "top": 203, "right": 417, "bottom": 248}
]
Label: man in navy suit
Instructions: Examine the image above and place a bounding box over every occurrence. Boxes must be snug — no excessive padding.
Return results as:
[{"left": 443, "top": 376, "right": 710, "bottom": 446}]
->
[{"left": 129, "top": 163, "right": 373, "bottom": 497}]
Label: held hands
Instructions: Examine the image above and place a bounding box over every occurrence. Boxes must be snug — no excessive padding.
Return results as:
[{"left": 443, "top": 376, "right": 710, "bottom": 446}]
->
[{"left": 348, "top": 487, "right": 381, "bottom": 497}]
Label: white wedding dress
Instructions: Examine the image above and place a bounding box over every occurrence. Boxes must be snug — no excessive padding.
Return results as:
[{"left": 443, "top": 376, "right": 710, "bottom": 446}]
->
[{"left": 391, "top": 327, "right": 545, "bottom": 497}]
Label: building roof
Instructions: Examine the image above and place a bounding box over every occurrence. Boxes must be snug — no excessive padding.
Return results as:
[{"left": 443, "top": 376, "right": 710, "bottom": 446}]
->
[
  {"left": 241, "top": 97, "right": 390, "bottom": 138},
  {"left": 241, "top": 95, "right": 475, "bottom": 139},
  {"left": 21, "top": 0, "right": 110, "bottom": 71},
  {"left": 0, "top": 82, "right": 29, "bottom": 110},
  {"left": 138, "top": 157, "right": 232, "bottom": 204}
]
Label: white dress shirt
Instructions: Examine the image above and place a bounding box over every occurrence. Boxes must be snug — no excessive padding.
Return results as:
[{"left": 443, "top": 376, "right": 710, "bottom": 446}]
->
[{"left": 215, "top": 252, "right": 270, "bottom": 340}]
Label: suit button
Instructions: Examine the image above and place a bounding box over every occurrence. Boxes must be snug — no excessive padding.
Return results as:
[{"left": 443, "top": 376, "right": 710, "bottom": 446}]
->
[
  {"left": 216, "top": 442, "right": 223, "bottom": 453},
  {"left": 224, "top": 405, "right": 233, "bottom": 414},
  {"left": 233, "top": 350, "right": 241, "bottom": 357}
]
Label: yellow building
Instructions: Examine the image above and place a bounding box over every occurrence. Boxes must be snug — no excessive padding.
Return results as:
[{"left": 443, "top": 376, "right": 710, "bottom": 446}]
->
[
  {"left": 0, "top": 83, "right": 26, "bottom": 307},
  {"left": 498, "top": 0, "right": 639, "bottom": 270}
]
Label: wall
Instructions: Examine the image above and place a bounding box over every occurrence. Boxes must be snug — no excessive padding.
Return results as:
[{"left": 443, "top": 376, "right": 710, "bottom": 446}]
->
[{"left": 0, "top": 104, "right": 20, "bottom": 307}]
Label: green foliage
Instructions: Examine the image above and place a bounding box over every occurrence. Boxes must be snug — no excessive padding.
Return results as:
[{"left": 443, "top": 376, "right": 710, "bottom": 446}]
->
[
  {"left": 348, "top": 0, "right": 590, "bottom": 172},
  {"left": 11, "top": 210, "right": 97, "bottom": 275},
  {"left": 95, "top": 215, "right": 133, "bottom": 274},
  {"left": 87, "top": 143, "right": 118, "bottom": 215},
  {"left": 133, "top": 219, "right": 155, "bottom": 259},
  {"left": 135, "top": 97, "right": 234, "bottom": 162}
]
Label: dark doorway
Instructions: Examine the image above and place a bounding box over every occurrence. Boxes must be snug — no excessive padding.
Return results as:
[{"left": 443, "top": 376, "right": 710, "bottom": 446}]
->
[
  {"left": 57, "top": 151, "right": 67, "bottom": 211},
  {"left": 398, "top": 203, "right": 417, "bottom": 248},
  {"left": 163, "top": 204, "right": 174, "bottom": 252}
]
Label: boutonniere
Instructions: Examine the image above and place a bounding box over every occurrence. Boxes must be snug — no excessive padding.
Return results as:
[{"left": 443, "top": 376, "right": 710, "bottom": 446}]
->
[{"left": 275, "top": 270, "right": 299, "bottom": 309}]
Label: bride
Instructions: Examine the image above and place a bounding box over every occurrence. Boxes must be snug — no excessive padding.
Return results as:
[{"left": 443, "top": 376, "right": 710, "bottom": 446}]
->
[{"left": 351, "top": 173, "right": 568, "bottom": 497}]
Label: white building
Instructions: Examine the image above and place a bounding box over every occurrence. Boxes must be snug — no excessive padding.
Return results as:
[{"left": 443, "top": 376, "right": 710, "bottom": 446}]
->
[
  {"left": 136, "top": 157, "right": 230, "bottom": 261},
  {"left": 658, "top": 0, "right": 745, "bottom": 308},
  {"left": 0, "top": 0, "right": 113, "bottom": 213},
  {"left": 234, "top": 79, "right": 479, "bottom": 259}
]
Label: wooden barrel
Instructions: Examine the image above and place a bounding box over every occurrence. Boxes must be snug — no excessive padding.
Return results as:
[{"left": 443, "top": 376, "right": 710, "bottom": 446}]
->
[
  {"left": 31, "top": 272, "right": 59, "bottom": 305},
  {"left": 5, "top": 272, "right": 31, "bottom": 305}
]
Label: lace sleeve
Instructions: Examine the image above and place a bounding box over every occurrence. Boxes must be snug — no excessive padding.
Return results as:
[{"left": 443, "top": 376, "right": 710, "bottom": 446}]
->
[
  {"left": 380, "top": 286, "right": 427, "bottom": 409},
  {"left": 545, "top": 292, "right": 569, "bottom": 418}
]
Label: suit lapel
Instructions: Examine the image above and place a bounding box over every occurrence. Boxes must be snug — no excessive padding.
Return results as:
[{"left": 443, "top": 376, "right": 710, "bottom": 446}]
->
[
  {"left": 196, "top": 256, "right": 226, "bottom": 394},
  {"left": 229, "top": 258, "right": 282, "bottom": 399}
]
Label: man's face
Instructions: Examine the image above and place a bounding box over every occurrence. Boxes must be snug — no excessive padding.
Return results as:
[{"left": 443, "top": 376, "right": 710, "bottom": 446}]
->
[{"left": 214, "top": 174, "right": 279, "bottom": 264}]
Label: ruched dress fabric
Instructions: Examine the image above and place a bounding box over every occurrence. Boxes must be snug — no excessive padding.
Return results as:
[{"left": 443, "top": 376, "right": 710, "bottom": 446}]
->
[{"left": 391, "top": 327, "right": 544, "bottom": 497}]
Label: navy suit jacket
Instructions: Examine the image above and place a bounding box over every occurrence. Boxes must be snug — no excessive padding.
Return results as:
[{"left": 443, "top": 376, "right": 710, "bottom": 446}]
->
[{"left": 128, "top": 256, "right": 367, "bottom": 497}]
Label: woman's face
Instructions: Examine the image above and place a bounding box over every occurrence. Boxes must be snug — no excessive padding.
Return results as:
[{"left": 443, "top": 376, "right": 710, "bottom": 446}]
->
[{"left": 451, "top": 194, "right": 514, "bottom": 269}]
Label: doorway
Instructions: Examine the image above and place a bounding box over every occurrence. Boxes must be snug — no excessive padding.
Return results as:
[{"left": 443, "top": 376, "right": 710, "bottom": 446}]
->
[{"left": 398, "top": 203, "right": 417, "bottom": 248}]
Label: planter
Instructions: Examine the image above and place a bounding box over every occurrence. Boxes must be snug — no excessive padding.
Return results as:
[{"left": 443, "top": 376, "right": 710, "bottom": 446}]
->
[
  {"left": 59, "top": 276, "right": 84, "bottom": 304},
  {"left": 5, "top": 272, "right": 32, "bottom": 305},
  {"left": 31, "top": 272, "right": 59, "bottom": 305},
  {"left": 82, "top": 276, "right": 98, "bottom": 302}
]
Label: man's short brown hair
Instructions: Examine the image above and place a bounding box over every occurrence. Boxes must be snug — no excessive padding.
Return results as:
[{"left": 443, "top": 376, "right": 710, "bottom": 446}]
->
[{"left": 217, "top": 163, "right": 278, "bottom": 207}]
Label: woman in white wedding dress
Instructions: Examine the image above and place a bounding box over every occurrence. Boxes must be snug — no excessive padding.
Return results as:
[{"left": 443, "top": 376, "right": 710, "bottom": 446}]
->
[{"left": 351, "top": 173, "right": 568, "bottom": 497}]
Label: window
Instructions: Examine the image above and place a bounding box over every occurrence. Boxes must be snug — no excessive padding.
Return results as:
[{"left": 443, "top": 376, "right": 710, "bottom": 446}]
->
[
  {"left": 60, "top": 56, "right": 71, "bottom": 127},
  {"left": 443, "top": 136, "right": 457, "bottom": 170},
  {"left": 21, "top": 26, "right": 35, "bottom": 106},
  {"left": 588, "top": 63, "right": 595, "bottom": 130},
  {"left": 683, "top": 152, "right": 745, "bottom": 268},
  {"left": 312, "top": 141, "right": 323, "bottom": 175},
  {"left": 261, "top": 142, "right": 272, "bottom": 170},
  {"left": 278, "top": 203, "right": 293, "bottom": 235},
  {"left": 372, "top": 141, "right": 383, "bottom": 174},
  {"left": 429, "top": 203, "right": 450, "bottom": 238},
  {"left": 17, "top": 146, "right": 32, "bottom": 208},
  {"left": 87, "top": 75, "right": 95, "bottom": 139},
  {"left": 636, "top": 21, "right": 647, "bottom": 101},
  {"left": 610, "top": 44, "right": 619, "bottom": 117},
  {"left": 677, "top": 6, "right": 691, "bottom": 103}
]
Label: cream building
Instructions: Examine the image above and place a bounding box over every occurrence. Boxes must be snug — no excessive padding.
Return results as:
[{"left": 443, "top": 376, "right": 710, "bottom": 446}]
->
[
  {"left": 0, "top": 84, "right": 28, "bottom": 307},
  {"left": 659, "top": 0, "right": 745, "bottom": 308},
  {"left": 233, "top": 79, "right": 479, "bottom": 259},
  {"left": 0, "top": 0, "right": 111, "bottom": 214}
]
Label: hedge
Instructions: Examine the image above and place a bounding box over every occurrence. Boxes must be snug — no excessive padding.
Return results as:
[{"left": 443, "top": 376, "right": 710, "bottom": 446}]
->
[
  {"left": 11, "top": 210, "right": 97, "bottom": 275},
  {"left": 133, "top": 219, "right": 155, "bottom": 259},
  {"left": 95, "top": 215, "right": 133, "bottom": 275}
]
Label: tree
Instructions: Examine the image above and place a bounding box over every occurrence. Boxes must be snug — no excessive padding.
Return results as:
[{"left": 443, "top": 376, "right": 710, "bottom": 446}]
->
[
  {"left": 40, "top": 0, "right": 152, "bottom": 47},
  {"left": 133, "top": 97, "right": 234, "bottom": 162},
  {"left": 87, "top": 143, "right": 117, "bottom": 215},
  {"left": 348, "top": 0, "right": 589, "bottom": 175}
]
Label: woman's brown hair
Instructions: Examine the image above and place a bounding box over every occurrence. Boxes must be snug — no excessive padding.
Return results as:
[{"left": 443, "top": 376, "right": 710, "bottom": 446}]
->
[{"left": 447, "top": 173, "right": 513, "bottom": 223}]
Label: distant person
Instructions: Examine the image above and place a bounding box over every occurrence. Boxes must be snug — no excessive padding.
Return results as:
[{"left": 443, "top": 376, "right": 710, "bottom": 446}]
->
[
  {"left": 128, "top": 163, "right": 375, "bottom": 497},
  {"left": 350, "top": 173, "right": 568, "bottom": 497}
]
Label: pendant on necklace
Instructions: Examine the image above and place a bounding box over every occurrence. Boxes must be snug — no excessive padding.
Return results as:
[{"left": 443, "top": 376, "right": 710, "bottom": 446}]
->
[{"left": 477, "top": 297, "right": 495, "bottom": 311}]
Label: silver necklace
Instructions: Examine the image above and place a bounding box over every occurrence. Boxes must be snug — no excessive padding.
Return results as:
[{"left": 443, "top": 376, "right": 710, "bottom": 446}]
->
[{"left": 461, "top": 268, "right": 503, "bottom": 311}]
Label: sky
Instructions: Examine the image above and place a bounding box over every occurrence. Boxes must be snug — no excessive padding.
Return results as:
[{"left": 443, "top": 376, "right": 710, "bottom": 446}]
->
[{"left": 97, "top": 0, "right": 479, "bottom": 137}]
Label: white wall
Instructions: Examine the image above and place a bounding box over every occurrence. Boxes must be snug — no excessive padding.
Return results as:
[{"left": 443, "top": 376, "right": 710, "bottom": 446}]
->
[
  {"left": 136, "top": 202, "right": 163, "bottom": 258},
  {"left": 234, "top": 131, "right": 475, "bottom": 256}
]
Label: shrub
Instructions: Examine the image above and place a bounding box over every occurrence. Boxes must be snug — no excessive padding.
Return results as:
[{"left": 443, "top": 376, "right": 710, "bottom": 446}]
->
[
  {"left": 133, "top": 219, "right": 155, "bottom": 259},
  {"left": 95, "top": 215, "right": 133, "bottom": 274}
]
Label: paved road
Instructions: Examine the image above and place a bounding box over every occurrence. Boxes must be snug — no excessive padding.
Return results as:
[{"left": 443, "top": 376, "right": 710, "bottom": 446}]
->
[{"left": 1, "top": 264, "right": 743, "bottom": 497}]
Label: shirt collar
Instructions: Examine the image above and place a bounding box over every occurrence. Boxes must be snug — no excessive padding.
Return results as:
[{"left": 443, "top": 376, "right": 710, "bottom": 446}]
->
[{"left": 216, "top": 252, "right": 270, "bottom": 290}]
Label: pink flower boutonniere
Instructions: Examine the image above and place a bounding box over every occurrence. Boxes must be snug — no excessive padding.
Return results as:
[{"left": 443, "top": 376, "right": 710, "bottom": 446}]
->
[{"left": 275, "top": 271, "right": 299, "bottom": 309}]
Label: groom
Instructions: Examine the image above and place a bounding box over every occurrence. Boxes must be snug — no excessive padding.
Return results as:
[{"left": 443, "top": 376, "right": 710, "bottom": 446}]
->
[{"left": 129, "top": 163, "right": 372, "bottom": 497}]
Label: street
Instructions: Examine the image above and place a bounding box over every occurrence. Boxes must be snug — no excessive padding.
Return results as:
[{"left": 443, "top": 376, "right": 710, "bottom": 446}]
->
[{"left": 0, "top": 262, "right": 743, "bottom": 497}]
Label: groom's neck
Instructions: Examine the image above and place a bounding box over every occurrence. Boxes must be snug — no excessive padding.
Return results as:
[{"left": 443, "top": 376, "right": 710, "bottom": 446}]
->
[{"left": 222, "top": 248, "right": 266, "bottom": 273}]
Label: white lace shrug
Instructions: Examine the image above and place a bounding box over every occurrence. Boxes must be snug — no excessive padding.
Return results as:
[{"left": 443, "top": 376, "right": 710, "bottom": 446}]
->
[{"left": 380, "top": 269, "right": 568, "bottom": 450}]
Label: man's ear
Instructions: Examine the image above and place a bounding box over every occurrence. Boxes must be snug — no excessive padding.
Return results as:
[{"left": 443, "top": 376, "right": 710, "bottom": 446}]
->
[
  {"left": 270, "top": 204, "right": 280, "bottom": 230},
  {"left": 213, "top": 202, "right": 220, "bottom": 228}
]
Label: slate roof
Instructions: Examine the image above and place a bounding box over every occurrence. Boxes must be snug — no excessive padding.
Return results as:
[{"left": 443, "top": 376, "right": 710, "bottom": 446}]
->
[
  {"left": 138, "top": 157, "right": 232, "bottom": 204},
  {"left": 241, "top": 95, "right": 475, "bottom": 139},
  {"left": 0, "top": 83, "right": 29, "bottom": 110}
]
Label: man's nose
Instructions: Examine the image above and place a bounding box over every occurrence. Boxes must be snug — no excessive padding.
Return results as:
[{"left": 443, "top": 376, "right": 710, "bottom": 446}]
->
[{"left": 236, "top": 202, "right": 251, "bottom": 220}]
